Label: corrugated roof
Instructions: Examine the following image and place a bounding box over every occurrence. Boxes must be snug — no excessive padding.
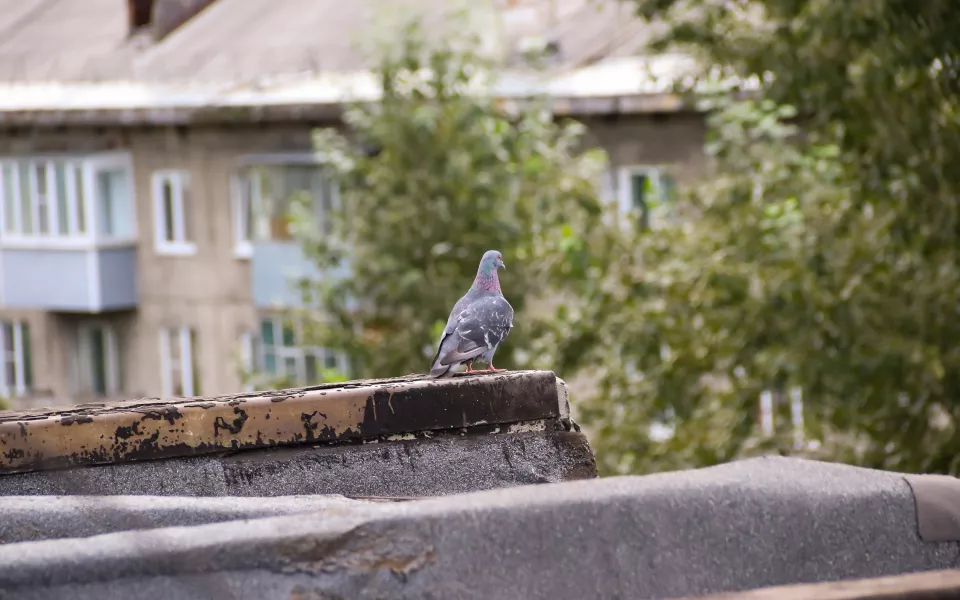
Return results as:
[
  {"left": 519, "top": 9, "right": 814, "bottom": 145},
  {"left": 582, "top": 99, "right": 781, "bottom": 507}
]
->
[
  {"left": 546, "top": 0, "right": 661, "bottom": 68},
  {"left": 130, "top": 0, "right": 431, "bottom": 82},
  {"left": 0, "top": 0, "right": 708, "bottom": 120},
  {"left": 0, "top": 0, "right": 137, "bottom": 81},
  {"left": 0, "top": 0, "right": 658, "bottom": 83}
]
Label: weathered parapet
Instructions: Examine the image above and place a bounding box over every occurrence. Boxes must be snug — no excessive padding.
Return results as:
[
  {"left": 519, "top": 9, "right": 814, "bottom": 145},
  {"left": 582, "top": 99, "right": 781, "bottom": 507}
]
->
[
  {"left": 0, "top": 370, "right": 595, "bottom": 496},
  {"left": 3, "top": 375, "right": 959, "bottom": 600},
  {"left": 0, "top": 457, "right": 957, "bottom": 600}
]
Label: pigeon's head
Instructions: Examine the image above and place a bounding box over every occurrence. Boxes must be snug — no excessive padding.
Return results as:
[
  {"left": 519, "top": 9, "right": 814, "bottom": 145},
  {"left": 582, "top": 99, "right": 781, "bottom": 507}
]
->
[{"left": 480, "top": 249, "right": 506, "bottom": 274}]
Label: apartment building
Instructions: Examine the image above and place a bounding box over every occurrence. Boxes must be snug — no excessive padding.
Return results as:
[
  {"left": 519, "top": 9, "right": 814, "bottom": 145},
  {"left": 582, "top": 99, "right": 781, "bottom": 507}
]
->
[{"left": 0, "top": 0, "right": 706, "bottom": 408}]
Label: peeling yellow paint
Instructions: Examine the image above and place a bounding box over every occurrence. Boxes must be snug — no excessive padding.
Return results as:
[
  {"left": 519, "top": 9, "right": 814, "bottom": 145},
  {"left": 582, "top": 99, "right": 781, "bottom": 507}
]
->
[{"left": 0, "top": 370, "right": 558, "bottom": 475}]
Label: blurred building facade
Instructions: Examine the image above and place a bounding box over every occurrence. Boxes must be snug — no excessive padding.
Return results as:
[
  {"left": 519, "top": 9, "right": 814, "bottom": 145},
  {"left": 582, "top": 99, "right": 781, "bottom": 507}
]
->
[{"left": 0, "top": 0, "right": 706, "bottom": 407}]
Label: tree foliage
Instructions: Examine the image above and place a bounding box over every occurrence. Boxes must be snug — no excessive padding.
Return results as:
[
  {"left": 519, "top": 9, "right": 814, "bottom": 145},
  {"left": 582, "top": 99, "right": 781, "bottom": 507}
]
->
[
  {"left": 294, "top": 15, "right": 607, "bottom": 380},
  {"left": 553, "top": 0, "right": 960, "bottom": 474},
  {"left": 290, "top": 1, "right": 960, "bottom": 478}
]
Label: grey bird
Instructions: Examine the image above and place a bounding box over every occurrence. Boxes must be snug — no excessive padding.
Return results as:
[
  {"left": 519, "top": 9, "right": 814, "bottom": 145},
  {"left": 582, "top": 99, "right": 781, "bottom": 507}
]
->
[{"left": 427, "top": 250, "right": 514, "bottom": 378}]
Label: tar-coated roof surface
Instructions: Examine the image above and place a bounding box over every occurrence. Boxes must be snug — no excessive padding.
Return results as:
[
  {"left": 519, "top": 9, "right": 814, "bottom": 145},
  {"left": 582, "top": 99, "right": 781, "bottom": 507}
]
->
[{"left": 0, "top": 0, "right": 655, "bottom": 83}]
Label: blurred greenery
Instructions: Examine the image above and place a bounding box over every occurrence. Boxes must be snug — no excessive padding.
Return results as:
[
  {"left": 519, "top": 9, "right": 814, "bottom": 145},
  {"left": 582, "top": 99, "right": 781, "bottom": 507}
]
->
[
  {"left": 287, "top": 3, "right": 960, "bottom": 477},
  {"left": 555, "top": 0, "right": 960, "bottom": 474}
]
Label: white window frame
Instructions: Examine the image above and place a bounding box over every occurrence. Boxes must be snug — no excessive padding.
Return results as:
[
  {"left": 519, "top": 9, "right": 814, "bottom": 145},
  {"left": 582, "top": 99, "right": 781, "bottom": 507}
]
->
[
  {"left": 617, "top": 165, "right": 664, "bottom": 214},
  {"left": 257, "top": 316, "right": 347, "bottom": 385},
  {"left": 239, "top": 330, "right": 256, "bottom": 392},
  {"left": 596, "top": 167, "right": 616, "bottom": 204},
  {"left": 231, "top": 155, "right": 339, "bottom": 259},
  {"left": 73, "top": 322, "right": 120, "bottom": 397},
  {"left": 0, "top": 320, "right": 30, "bottom": 398},
  {"left": 0, "top": 153, "right": 136, "bottom": 249},
  {"left": 159, "top": 326, "right": 199, "bottom": 398},
  {"left": 230, "top": 173, "right": 254, "bottom": 259},
  {"left": 616, "top": 164, "right": 678, "bottom": 227},
  {"left": 30, "top": 161, "right": 53, "bottom": 236},
  {"left": 89, "top": 154, "right": 138, "bottom": 243},
  {"left": 152, "top": 169, "right": 196, "bottom": 256}
]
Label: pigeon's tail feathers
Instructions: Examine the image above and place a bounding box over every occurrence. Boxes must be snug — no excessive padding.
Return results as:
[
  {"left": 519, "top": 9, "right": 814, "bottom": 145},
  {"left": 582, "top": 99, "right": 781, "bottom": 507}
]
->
[
  {"left": 427, "top": 345, "right": 486, "bottom": 378},
  {"left": 439, "top": 346, "right": 487, "bottom": 366},
  {"left": 428, "top": 332, "right": 460, "bottom": 377},
  {"left": 427, "top": 363, "right": 453, "bottom": 378}
]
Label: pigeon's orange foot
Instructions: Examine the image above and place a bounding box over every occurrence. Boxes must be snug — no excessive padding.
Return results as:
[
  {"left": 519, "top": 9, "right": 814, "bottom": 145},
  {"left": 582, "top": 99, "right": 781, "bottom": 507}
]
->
[
  {"left": 465, "top": 363, "right": 475, "bottom": 372},
  {"left": 486, "top": 364, "right": 506, "bottom": 373}
]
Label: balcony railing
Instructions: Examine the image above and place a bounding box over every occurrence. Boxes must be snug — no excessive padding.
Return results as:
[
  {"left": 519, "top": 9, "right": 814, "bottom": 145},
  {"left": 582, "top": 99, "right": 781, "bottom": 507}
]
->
[{"left": 0, "top": 153, "right": 138, "bottom": 312}]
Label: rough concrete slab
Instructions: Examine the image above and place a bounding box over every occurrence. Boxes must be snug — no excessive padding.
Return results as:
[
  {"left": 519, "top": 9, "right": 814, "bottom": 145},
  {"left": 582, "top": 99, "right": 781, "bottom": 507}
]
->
[
  {"left": 0, "top": 430, "right": 596, "bottom": 497},
  {"left": 0, "top": 456, "right": 957, "bottom": 600}
]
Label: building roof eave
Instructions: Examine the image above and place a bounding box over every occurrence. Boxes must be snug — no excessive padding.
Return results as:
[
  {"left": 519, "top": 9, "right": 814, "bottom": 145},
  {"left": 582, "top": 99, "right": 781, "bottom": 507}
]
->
[{"left": 0, "top": 55, "right": 730, "bottom": 127}]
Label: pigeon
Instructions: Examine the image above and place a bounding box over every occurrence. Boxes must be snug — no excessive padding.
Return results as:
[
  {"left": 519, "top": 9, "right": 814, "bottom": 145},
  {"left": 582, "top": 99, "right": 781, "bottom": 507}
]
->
[{"left": 427, "top": 250, "right": 514, "bottom": 378}]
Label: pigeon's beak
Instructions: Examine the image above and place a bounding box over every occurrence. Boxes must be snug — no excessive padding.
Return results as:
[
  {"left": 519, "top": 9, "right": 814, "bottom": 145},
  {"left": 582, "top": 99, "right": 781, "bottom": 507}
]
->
[{"left": 500, "top": 261, "right": 506, "bottom": 270}]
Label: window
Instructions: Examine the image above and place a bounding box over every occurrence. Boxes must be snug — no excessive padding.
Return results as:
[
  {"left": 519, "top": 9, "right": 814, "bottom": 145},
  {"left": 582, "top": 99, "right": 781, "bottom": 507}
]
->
[
  {"left": 152, "top": 170, "right": 195, "bottom": 255},
  {"left": 97, "top": 166, "right": 134, "bottom": 238},
  {"left": 73, "top": 324, "right": 120, "bottom": 397},
  {"left": 0, "top": 320, "right": 32, "bottom": 397},
  {"left": 617, "top": 166, "right": 678, "bottom": 229},
  {"left": 595, "top": 168, "right": 616, "bottom": 204},
  {"left": 73, "top": 164, "right": 87, "bottom": 234},
  {"left": 159, "top": 327, "right": 201, "bottom": 398},
  {"left": 32, "top": 162, "right": 51, "bottom": 235},
  {"left": 239, "top": 331, "right": 256, "bottom": 392},
  {"left": 233, "top": 163, "right": 337, "bottom": 257},
  {"left": 1, "top": 164, "right": 16, "bottom": 236},
  {"left": 256, "top": 317, "right": 346, "bottom": 385},
  {"left": 231, "top": 174, "right": 255, "bottom": 258},
  {"left": 54, "top": 162, "right": 70, "bottom": 234},
  {"left": 0, "top": 156, "right": 133, "bottom": 244}
]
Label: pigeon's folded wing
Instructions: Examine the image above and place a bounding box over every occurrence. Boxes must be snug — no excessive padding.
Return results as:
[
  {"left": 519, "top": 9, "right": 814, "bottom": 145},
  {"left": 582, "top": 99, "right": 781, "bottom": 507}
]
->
[
  {"left": 436, "top": 315, "right": 488, "bottom": 366},
  {"left": 438, "top": 298, "right": 513, "bottom": 366}
]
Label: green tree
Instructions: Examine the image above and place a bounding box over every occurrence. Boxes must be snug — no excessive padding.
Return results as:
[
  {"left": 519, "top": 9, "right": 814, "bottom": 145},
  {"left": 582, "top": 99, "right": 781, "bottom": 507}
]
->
[
  {"left": 553, "top": 1, "right": 960, "bottom": 475},
  {"left": 291, "top": 14, "right": 608, "bottom": 380}
]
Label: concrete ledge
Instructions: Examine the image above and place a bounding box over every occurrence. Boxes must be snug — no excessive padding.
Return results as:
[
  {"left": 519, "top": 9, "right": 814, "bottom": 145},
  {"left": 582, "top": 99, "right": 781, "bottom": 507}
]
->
[
  {"left": 0, "top": 370, "right": 565, "bottom": 474},
  {"left": 0, "top": 429, "right": 595, "bottom": 497},
  {"left": 0, "top": 457, "right": 957, "bottom": 600}
]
